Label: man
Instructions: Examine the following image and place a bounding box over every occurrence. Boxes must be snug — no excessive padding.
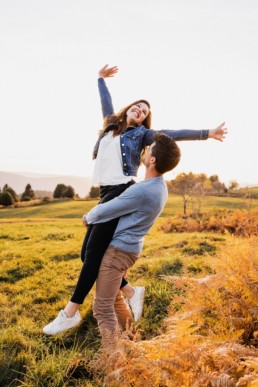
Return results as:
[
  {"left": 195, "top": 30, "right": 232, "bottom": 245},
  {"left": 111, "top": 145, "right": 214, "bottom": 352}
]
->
[
  {"left": 84, "top": 133, "right": 181, "bottom": 346},
  {"left": 43, "top": 133, "right": 180, "bottom": 337}
]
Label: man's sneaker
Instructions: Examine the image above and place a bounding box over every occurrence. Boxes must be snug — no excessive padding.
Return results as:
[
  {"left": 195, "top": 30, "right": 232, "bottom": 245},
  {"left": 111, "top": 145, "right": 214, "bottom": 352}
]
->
[
  {"left": 43, "top": 310, "right": 81, "bottom": 335},
  {"left": 128, "top": 286, "right": 145, "bottom": 323}
]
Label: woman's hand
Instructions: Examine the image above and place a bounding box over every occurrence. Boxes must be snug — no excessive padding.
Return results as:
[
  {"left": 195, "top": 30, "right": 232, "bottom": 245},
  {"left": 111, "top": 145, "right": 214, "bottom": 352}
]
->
[
  {"left": 98, "top": 64, "right": 118, "bottom": 79},
  {"left": 209, "top": 122, "right": 228, "bottom": 142}
]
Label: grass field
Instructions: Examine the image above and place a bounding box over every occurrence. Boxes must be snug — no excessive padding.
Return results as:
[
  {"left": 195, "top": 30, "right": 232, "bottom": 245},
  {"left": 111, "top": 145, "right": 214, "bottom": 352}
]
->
[
  {"left": 1, "top": 195, "right": 257, "bottom": 386},
  {"left": 1, "top": 194, "right": 257, "bottom": 220}
]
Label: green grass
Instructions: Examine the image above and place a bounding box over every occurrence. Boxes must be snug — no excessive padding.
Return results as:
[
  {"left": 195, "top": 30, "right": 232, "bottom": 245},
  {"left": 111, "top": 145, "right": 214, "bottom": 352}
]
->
[
  {"left": 0, "top": 194, "right": 256, "bottom": 220},
  {"left": 0, "top": 195, "right": 255, "bottom": 386},
  {"left": 231, "top": 186, "right": 258, "bottom": 198},
  {"left": 0, "top": 199, "right": 98, "bottom": 219}
]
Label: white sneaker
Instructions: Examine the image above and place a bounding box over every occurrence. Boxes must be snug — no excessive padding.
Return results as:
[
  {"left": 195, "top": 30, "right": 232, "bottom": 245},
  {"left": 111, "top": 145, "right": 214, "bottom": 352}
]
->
[
  {"left": 128, "top": 286, "right": 145, "bottom": 323},
  {"left": 43, "top": 310, "right": 81, "bottom": 335}
]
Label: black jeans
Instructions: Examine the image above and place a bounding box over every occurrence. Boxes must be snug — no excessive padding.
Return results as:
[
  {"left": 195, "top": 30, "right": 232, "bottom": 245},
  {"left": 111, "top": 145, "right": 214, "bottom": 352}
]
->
[{"left": 70, "top": 180, "right": 135, "bottom": 304}]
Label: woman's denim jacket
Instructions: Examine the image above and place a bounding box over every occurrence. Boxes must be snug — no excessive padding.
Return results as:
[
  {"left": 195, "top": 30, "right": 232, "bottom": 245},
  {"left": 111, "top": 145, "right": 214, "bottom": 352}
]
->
[{"left": 93, "top": 78, "right": 209, "bottom": 178}]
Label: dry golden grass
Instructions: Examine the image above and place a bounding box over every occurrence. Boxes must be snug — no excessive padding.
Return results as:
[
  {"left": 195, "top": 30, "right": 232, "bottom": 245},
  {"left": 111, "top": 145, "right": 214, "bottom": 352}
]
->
[
  {"left": 90, "top": 237, "right": 258, "bottom": 386},
  {"left": 160, "top": 209, "right": 258, "bottom": 236}
]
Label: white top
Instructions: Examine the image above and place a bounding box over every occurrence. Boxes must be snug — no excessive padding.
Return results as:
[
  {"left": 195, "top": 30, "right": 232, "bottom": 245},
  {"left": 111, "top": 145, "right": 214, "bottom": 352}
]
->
[{"left": 92, "top": 131, "right": 134, "bottom": 186}]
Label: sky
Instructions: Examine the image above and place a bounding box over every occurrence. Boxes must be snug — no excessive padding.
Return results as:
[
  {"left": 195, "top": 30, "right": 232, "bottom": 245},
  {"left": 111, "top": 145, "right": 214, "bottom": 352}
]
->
[{"left": 0, "top": 0, "right": 258, "bottom": 187}]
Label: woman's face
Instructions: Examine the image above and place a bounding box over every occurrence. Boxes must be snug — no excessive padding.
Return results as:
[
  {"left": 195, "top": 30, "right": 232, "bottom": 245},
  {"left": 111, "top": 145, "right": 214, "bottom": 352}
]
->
[{"left": 126, "top": 102, "right": 150, "bottom": 126}]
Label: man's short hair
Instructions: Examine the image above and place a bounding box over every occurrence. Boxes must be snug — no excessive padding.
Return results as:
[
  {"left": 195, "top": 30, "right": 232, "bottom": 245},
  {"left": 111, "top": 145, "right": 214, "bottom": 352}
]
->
[{"left": 151, "top": 133, "right": 181, "bottom": 174}]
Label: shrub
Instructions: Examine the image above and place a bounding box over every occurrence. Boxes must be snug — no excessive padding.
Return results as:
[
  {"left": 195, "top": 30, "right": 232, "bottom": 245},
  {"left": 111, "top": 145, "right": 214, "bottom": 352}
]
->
[
  {"left": 21, "top": 196, "right": 31, "bottom": 202},
  {"left": 63, "top": 185, "right": 75, "bottom": 199},
  {"left": 89, "top": 186, "right": 100, "bottom": 199},
  {"left": 53, "top": 184, "right": 75, "bottom": 199},
  {"left": 0, "top": 191, "right": 14, "bottom": 207},
  {"left": 2, "top": 185, "right": 19, "bottom": 202},
  {"left": 166, "top": 238, "right": 258, "bottom": 344},
  {"left": 42, "top": 197, "right": 50, "bottom": 204},
  {"left": 160, "top": 209, "right": 258, "bottom": 237},
  {"left": 21, "top": 184, "right": 35, "bottom": 201}
]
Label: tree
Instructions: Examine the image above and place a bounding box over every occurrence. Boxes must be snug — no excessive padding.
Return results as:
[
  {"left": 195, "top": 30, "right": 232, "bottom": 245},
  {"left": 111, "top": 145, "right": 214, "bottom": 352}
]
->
[
  {"left": 89, "top": 186, "right": 100, "bottom": 199},
  {"left": 53, "top": 184, "right": 75, "bottom": 199},
  {"left": 212, "top": 181, "right": 225, "bottom": 196},
  {"left": 188, "top": 174, "right": 211, "bottom": 217},
  {"left": 0, "top": 191, "right": 14, "bottom": 207},
  {"left": 63, "top": 185, "right": 75, "bottom": 199},
  {"left": 209, "top": 174, "right": 219, "bottom": 184},
  {"left": 21, "top": 184, "right": 35, "bottom": 201},
  {"left": 53, "top": 184, "right": 67, "bottom": 198},
  {"left": 2, "top": 184, "right": 19, "bottom": 202},
  {"left": 170, "top": 172, "right": 211, "bottom": 217},
  {"left": 209, "top": 175, "right": 226, "bottom": 196},
  {"left": 170, "top": 172, "right": 196, "bottom": 216},
  {"left": 229, "top": 180, "right": 239, "bottom": 190}
]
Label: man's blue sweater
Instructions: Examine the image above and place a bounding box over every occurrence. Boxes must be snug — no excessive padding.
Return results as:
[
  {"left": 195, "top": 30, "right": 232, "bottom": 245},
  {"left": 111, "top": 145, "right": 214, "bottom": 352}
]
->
[{"left": 85, "top": 176, "right": 168, "bottom": 253}]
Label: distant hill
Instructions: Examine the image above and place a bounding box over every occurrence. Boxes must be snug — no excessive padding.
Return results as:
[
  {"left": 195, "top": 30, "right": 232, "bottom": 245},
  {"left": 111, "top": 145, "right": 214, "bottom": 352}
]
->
[{"left": 0, "top": 171, "right": 92, "bottom": 198}]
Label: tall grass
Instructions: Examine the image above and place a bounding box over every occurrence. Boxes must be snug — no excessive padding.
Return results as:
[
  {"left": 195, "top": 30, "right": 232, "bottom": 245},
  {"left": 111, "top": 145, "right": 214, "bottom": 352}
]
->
[{"left": 91, "top": 237, "right": 258, "bottom": 386}]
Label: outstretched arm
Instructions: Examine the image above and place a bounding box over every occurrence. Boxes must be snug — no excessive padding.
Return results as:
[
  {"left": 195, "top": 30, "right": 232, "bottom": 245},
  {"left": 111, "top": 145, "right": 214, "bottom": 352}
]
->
[
  {"left": 143, "top": 122, "right": 228, "bottom": 145},
  {"left": 98, "top": 64, "right": 118, "bottom": 118}
]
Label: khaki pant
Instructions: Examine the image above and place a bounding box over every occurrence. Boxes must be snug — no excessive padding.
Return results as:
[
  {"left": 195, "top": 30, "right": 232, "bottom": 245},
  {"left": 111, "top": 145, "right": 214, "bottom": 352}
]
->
[{"left": 93, "top": 246, "right": 140, "bottom": 345}]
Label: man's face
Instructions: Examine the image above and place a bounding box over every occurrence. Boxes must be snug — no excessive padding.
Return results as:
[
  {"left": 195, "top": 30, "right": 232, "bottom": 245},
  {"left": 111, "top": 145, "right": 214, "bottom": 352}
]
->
[{"left": 143, "top": 142, "right": 155, "bottom": 167}]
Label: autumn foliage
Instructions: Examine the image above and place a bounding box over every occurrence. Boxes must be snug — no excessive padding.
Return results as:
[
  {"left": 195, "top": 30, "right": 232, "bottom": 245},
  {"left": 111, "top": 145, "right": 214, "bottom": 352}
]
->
[
  {"left": 160, "top": 209, "right": 258, "bottom": 237},
  {"left": 90, "top": 237, "right": 258, "bottom": 386}
]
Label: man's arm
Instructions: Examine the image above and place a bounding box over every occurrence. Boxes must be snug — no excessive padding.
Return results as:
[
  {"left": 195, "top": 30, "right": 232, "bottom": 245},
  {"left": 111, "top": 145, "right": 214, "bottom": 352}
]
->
[{"left": 84, "top": 184, "right": 143, "bottom": 224}]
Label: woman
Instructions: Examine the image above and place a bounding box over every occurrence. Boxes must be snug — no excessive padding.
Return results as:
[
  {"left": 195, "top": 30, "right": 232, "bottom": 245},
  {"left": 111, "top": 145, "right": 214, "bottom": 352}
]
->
[{"left": 43, "top": 65, "right": 227, "bottom": 335}]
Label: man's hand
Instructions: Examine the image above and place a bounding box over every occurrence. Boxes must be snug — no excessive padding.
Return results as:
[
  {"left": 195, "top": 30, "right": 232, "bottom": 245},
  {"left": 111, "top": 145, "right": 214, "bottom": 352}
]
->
[
  {"left": 209, "top": 122, "right": 228, "bottom": 142},
  {"left": 98, "top": 64, "right": 118, "bottom": 79},
  {"left": 82, "top": 214, "right": 89, "bottom": 228}
]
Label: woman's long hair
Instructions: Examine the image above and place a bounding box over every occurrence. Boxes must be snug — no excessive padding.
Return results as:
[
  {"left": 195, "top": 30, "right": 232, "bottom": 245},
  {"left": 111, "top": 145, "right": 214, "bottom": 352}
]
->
[{"left": 100, "top": 99, "right": 152, "bottom": 136}]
